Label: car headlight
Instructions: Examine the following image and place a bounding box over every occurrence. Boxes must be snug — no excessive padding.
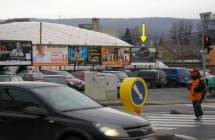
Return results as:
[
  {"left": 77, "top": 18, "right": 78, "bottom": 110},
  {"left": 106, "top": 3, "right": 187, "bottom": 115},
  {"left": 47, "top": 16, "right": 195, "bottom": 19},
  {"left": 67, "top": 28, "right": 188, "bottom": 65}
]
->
[{"left": 95, "top": 123, "right": 129, "bottom": 138}]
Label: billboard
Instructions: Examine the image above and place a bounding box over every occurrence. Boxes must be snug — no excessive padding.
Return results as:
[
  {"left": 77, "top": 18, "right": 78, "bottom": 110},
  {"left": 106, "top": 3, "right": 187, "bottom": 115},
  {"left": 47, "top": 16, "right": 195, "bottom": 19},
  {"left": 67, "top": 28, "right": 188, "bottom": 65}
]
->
[
  {"left": 131, "top": 47, "right": 156, "bottom": 65},
  {"left": 101, "top": 47, "right": 130, "bottom": 65},
  {"left": 33, "top": 45, "right": 68, "bottom": 66},
  {"left": 0, "top": 40, "right": 32, "bottom": 66},
  {"left": 69, "top": 46, "right": 88, "bottom": 65},
  {"left": 87, "top": 46, "right": 101, "bottom": 65}
]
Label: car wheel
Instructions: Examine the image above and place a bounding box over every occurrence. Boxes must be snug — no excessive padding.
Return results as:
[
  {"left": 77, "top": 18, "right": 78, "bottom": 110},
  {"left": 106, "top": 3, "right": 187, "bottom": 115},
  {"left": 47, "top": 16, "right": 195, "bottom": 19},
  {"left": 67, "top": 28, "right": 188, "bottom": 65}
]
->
[
  {"left": 64, "top": 136, "right": 84, "bottom": 140},
  {"left": 169, "top": 80, "right": 177, "bottom": 88},
  {"left": 209, "top": 88, "right": 215, "bottom": 97}
]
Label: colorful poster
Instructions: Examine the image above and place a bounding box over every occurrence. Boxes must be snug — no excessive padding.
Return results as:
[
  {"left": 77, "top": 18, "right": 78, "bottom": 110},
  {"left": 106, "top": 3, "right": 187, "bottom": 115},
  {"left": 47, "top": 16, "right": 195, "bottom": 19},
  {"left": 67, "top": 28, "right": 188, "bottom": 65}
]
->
[
  {"left": 69, "top": 46, "right": 88, "bottom": 65},
  {"left": 33, "top": 45, "right": 68, "bottom": 66},
  {"left": 0, "top": 40, "right": 32, "bottom": 66},
  {"left": 101, "top": 47, "right": 130, "bottom": 65},
  {"left": 87, "top": 47, "right": 101, "bottom": 65}
]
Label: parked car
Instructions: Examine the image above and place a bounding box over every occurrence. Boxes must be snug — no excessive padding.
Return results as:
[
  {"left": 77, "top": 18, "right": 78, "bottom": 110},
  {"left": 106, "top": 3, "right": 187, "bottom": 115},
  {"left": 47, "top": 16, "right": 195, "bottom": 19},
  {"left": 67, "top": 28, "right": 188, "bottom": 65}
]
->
[
  {"left": 0, "top": 82, "right": 155, "bottom": 140},
  {"left": 207, "top": 76, "right": 215, "bottom": 96},
  {"left": 18, "top": 73, "right": 44, "bottom": 81},
  {"left": 41, "top": 70, "right": 85, "bottom": 91},
  {"left": 72, "top": 71, "right": 87, "bottom": 81},
  {"left": 0, "top": 75, "right": 23, "bottom": 82},
  {"left": 41, "top": 75, "right": 84, "bottom": 91},
  {"left": 132, "top": 70, "right": 167, "bottom": 88},
  {"left": 199, "top": 70, "right": 214, "bottom": 80},
  {"left": 40, "top": 75, "right": 67, "bottom": 85},
  {"left": 160, "top": 68, "right": 190, "bottom": 87},
  {"left": 102, "top": 71, "right": 128, "bottom": 82}
]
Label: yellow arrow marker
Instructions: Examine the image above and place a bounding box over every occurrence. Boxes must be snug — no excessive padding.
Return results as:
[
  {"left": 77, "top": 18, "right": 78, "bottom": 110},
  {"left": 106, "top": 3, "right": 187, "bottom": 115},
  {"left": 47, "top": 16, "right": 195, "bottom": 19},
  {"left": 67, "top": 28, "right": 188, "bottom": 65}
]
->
[
  {"left": 133, "top": 84, "right": 143, "bottom": 100},
  {"left": 140, "top": 23, "right": 147, "bottom": 43}
]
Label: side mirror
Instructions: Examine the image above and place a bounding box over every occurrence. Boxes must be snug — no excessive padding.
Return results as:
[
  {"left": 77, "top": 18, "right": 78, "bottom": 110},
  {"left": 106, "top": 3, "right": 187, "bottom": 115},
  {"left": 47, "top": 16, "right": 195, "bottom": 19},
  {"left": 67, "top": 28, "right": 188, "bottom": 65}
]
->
[{"left": 23, "top": 106, "right": 48, "bottom": 117}]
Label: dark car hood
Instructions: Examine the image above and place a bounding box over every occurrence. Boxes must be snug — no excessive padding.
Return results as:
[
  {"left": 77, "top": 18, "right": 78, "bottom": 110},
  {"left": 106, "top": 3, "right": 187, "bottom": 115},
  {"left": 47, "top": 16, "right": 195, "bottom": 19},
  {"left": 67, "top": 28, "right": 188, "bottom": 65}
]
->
[{"left": 64, "top": 107, "right": 149, "bottom": 128}]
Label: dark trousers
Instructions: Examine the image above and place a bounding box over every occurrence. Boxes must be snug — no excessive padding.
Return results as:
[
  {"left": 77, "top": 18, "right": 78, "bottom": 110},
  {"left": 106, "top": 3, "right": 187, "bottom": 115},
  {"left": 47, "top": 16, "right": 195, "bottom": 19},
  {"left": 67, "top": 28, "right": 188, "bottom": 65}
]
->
[{"left": 192, "top": 101, "right": 203, "bottom": 118}]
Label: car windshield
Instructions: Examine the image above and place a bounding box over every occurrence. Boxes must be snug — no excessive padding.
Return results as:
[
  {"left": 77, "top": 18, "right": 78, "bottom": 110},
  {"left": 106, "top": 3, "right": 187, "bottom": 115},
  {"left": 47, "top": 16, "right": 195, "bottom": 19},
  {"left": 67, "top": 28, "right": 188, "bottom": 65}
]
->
[
  {"left": 104, "top": 71, "right": 128, "bottom": 80},
  {"left": 32, "top": 86, "right": 102, "bottom": 111}
]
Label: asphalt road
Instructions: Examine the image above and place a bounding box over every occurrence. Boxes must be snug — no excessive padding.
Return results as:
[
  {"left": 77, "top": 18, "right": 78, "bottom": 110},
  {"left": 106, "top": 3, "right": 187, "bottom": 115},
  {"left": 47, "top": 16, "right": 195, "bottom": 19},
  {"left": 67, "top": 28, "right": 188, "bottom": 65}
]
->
[
  {"left": 147, "top": 87, "right": 190, "bottom": 104},
  {"left": 111, "top": 87, "right": 215, "bottom": 140},
  {"left": 112, "top": 104, "right": 215, "bottom": 140}
]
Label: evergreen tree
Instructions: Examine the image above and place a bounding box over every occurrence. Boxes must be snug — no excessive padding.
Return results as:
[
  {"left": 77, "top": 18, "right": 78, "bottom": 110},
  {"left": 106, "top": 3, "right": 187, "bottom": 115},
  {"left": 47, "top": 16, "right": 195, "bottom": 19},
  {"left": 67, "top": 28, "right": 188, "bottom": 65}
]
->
[{"left": 122, "top": 28, "right": 133, "bottom": 45}]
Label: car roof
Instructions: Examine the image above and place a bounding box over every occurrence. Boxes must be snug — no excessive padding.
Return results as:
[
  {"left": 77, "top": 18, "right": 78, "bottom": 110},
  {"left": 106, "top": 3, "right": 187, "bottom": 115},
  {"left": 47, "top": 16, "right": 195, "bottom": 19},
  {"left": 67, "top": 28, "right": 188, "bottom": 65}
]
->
[{"left": 0, "top": 82, "right": 62, "bottom": 89}]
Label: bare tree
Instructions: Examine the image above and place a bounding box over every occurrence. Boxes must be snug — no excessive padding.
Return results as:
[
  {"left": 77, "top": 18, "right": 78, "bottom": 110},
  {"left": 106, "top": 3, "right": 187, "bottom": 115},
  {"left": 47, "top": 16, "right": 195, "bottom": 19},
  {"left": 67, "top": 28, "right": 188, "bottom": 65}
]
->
[
  {"left": 170, "top": 22, "right": 178, "bottom": 44},
  {"left": 170, "top": 20, "right": 193, "bottom": 45},
  {"left": 169, "top": 20, "right": 193, "bottom": 66}
]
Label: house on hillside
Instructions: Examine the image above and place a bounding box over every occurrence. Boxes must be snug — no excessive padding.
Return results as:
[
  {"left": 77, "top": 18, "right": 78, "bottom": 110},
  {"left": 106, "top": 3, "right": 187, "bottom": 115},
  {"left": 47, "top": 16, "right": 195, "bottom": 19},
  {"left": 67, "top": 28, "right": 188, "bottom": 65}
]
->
[{"left": 156, "top": 42, "right": 201, "bottom": 63}]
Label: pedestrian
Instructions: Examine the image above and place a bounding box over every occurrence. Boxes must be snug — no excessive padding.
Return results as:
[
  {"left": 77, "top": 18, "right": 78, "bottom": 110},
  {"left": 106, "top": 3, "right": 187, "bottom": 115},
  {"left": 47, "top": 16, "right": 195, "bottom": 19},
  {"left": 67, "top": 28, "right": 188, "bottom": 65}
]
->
[{"left": 188, "top": 68, "right": 206, "bottom": 121}]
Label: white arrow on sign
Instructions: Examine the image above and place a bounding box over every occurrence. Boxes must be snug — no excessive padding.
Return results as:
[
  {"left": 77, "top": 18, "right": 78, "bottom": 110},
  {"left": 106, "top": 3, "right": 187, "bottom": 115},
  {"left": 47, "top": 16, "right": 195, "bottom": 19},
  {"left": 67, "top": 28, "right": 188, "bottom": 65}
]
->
[{"left": 133, "top": 84, "right": 143, "bottom": 100}]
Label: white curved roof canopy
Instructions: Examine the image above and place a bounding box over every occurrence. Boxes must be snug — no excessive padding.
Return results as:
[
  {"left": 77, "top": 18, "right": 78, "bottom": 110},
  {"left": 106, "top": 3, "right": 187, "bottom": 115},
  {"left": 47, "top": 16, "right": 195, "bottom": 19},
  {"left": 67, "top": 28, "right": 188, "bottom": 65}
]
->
[{"left": 0, "top": 22, "right": 131, "bottom": 47}]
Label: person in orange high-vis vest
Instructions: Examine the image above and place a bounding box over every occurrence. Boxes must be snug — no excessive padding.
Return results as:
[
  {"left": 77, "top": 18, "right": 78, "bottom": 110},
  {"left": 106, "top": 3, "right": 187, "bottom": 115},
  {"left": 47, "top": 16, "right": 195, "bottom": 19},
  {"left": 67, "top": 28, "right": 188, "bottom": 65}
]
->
[{"left": 188, "top": 69, "right": 206, "bottom": 121}]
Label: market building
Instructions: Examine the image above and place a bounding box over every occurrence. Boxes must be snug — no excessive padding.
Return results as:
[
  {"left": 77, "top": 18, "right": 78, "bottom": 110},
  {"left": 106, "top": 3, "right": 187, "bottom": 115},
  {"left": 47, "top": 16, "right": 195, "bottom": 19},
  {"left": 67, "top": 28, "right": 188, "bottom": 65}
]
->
[{"left": 0, "top": 22, "right": 135, "bottom": 68}]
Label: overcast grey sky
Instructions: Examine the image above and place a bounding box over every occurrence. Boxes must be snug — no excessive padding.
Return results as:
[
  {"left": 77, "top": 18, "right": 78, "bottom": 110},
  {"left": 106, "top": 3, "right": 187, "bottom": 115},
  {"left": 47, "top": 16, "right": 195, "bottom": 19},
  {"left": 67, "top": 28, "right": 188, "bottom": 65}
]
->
[{"left": 1, "top": 0, "right": 215, "bottom": 19}]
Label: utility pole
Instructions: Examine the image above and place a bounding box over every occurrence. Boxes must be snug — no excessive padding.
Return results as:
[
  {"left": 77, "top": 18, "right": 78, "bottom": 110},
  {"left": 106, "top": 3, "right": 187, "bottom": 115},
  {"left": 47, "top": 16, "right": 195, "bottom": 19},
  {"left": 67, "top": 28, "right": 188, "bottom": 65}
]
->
[
  {"left": 58, "top": 15, "right": 61, "bottom": 24},
  {"left": 39, "top": 22, "right": 42, "bottom": 70},
  {"left": 182, "top": 41, "right": 184, "bottom": 67},
  {"left": 200, "top": 12, "right": 212, "bottom": 80},
  {"left": 40, "top": 22, "right": 42, "bottom": 44}
]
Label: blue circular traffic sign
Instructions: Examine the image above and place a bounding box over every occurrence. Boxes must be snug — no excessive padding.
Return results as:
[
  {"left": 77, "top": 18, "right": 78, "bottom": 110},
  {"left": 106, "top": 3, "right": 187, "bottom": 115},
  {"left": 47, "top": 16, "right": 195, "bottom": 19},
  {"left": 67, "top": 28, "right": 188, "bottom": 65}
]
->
[{"left": 131, "top": 80, "right": 146, "bottom": 106}]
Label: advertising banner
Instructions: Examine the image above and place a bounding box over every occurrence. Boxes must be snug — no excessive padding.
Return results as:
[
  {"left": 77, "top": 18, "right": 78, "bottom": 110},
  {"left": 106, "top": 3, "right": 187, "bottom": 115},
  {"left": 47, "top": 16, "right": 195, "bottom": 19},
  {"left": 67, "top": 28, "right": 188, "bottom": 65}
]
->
[
  {"left": 69, "top": 46, "right": 88, "bottom": 65},
  {"left": 33, "top": 45, "right": 68, "bottom": 66},
  {"left": 0, "top": 40, "right": 32, "bottom": 66},
  {"left": 131, "top": 47, "right": 156, "bottom": 65},
  {"left": 87, "top": 46, "right": 101, "bottom": 65},
  {"left": 101, "top": 47, "right": 130, "bottom": 65}
]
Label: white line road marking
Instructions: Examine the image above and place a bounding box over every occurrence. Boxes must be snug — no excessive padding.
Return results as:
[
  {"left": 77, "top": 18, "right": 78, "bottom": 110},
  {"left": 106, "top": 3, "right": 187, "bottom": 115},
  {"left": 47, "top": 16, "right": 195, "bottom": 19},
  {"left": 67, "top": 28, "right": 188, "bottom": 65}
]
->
[{"left": 144, "top": 113, "right": 215, "bottom": 130}]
